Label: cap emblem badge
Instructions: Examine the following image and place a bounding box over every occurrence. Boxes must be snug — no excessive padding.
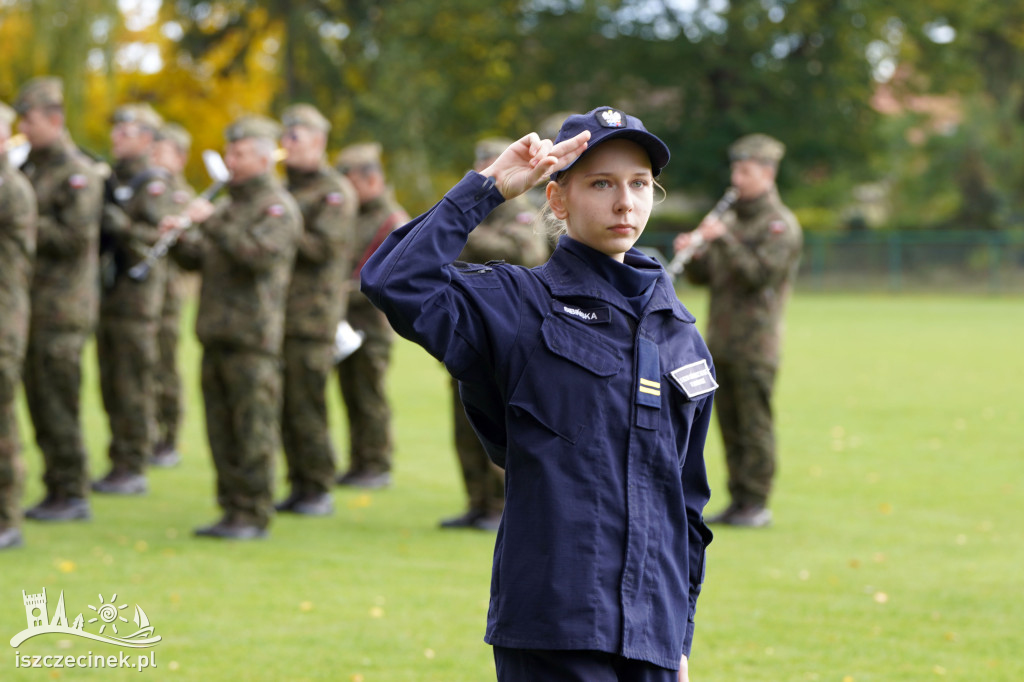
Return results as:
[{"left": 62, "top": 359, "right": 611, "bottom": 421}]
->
[{"left": 599, "top": 109, "right": 624, "bottom": 128}]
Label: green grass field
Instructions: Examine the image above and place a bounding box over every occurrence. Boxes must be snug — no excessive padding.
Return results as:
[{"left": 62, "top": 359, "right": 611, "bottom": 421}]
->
[{"left": 1, "top": 291, "right": 1022, "bottom": 681}]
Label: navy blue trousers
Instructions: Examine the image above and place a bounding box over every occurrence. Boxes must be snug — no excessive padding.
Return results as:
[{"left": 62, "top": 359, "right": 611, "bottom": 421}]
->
[{"left": 493, "top": 647, "right": 677, "bottom": 682}]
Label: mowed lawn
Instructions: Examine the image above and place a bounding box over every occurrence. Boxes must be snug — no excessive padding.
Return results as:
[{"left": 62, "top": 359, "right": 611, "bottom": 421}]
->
[{"left": 1, "top": 291, "right": 1021, "bottom": 681}]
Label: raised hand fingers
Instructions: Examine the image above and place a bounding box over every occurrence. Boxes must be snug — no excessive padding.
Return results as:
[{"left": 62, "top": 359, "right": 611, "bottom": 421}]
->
[{"left": 546, "top": 130, "right": 590, "bottom": 174}]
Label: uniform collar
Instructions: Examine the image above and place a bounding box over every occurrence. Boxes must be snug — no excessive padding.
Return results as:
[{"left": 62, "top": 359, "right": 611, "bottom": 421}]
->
[
  {"left": 229, "top": 171, "right": 275, "bottom": 200},
  {"left": 735, "top": 186, "right": 778, "bottom": 219},
  {"left": 540, "top": 236, "right": 695, "bottom": 322},
  {"left": 113, "top": 154, "right": 149, "bottom": 182},
  {"left": 26, "top": 133, "right": 74, "bottom": 167},
  {"left": 285, "top": 163, "right": 327, "bottom": 188}
]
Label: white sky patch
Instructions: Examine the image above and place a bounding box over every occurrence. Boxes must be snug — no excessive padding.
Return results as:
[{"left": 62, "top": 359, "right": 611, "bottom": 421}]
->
[
  {"left": 116, "top": 41, "right": 164, "bottom": 73},
  {"left": 119, "top": 0, "right": 161, "bottom": 31},
  {"left": 924, "top": 20, "right": 956, "bottom": 44}
]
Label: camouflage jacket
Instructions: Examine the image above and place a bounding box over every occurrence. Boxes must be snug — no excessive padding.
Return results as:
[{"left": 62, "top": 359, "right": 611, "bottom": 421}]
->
[
  {"left": 461, "top": 195, "right": 547, "bottom": 267},
  {"left": 348, "top": 190, "right": 409, "bottom": 331},
  {"left": 22, "top": 134, "right": 103, "bottom": 333},
  {"left": 284, "top": 164, "right": 356, "bottom": 341},
  {"left": 173, "top": 172, "right": 300, "bottom": 355},
  {"left": 100, "top": 155, "right": 176, "bottom": 320},
  {"left": 685, "top": 187, "right": 802, "bottom": 366},
  {"left": 0, "top": 153, "right": 37, "bottom": 364}
]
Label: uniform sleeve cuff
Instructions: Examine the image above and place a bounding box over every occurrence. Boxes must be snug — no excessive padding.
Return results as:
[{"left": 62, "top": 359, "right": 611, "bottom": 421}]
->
[{"left": 444, "top": 171, "right": 506, "bottom": 216}]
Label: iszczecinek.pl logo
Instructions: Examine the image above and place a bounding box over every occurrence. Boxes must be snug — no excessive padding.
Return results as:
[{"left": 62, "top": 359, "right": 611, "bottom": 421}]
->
[{"left": 10, "top": 588, "right": 162, "bottom": 648}]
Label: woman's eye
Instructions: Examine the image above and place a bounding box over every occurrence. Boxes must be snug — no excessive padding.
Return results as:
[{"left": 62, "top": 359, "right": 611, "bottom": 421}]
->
[
  {"left": 592, "top": 179, "right": 610, "bottom": 189},
  {"left": 631, "top": 179, "right": 650, "bottom": 188}
]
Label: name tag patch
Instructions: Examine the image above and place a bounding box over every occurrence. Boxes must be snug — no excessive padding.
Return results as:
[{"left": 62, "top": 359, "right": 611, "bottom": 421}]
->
[
  {"left": 670, "top": 359, "right": 718, "bottom": 399},
  {"left": 553, "top": 301, "right": 610, "bottom": 324}
]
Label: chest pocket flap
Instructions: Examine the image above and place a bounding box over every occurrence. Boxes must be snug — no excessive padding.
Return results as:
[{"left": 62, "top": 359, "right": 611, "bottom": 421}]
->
[{"left": 541, "top": 315, "right": 621, "bottom": 376}]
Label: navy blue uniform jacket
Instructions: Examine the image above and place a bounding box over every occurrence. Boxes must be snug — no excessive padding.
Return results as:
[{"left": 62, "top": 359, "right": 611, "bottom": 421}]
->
[{"left": 361, "top": 172, "right": 715, "bottom": 669}]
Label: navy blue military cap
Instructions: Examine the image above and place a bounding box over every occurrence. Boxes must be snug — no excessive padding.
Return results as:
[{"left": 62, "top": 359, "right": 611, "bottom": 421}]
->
[{"left": 550, "top": 106, "right": 670, "bottom": 179}]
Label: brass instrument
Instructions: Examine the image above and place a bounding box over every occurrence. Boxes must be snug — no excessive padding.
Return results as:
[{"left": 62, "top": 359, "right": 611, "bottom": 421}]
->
[
  {"left": 3, "top": 134, "right": 30, "bottom": 167},
  {"left": 667, "top": 187, "right": 739, "bottom": 277}
]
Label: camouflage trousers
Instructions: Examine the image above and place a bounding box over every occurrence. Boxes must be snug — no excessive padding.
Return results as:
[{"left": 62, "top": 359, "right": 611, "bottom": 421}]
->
[
  {"left": 0, "top": 363, "right": 24, "bottom": 529},
  {"left": 281, "top": 337, "right": 336, "bottom": 496},
  {"left": 155, "top": 266, "right": 184, "bottom": 450},
  {"left": 23, "top": 329, "right": 89, "bottom": 500},
  {"left": 451, "top": 376, "right": 504, "bottom": 515},
  {"left": 201, "top": 346, "right": 282, "bottom": 529},
  {"left": 97, "top": 317, "right": 159, "bottom": 475},
  {"left": 337, "top": 320, "right": 393, "bottom": 476},
  {"left": 713, "top": 359, "right": 778, "bottom": 507},
  {"left": 155, "top": 306, "right": 183, "bottom": 451}
]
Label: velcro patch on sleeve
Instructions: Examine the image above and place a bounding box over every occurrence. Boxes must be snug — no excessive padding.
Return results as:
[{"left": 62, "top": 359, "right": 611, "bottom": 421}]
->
[{"left": 669, "top": 359, "right": 718, "bottom": 399}]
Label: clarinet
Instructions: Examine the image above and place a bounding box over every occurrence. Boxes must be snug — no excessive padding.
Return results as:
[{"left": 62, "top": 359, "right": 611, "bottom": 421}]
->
[
  {"left": 127, "top": 179, "right": 225, "bottom": 282},
  {"left": 667, "top": 187, "right": 739, "bottom": 277}
]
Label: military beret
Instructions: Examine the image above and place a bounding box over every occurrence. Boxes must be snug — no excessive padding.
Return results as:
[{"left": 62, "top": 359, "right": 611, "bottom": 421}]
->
[
  {"left": 225, "top": 115, "right": 282, "bottom": 143},
  {"left": 281, "top": 103, "right": 331, "bottom": 133},
  {"left": 112, "top": 103, "right": 164, "bottom": 131},
  {"left": 14, "top": 76, "right": 64, "bottom": 115},
  {"left": 475, "top": 137, "right": 513, "bottom": 163},
  {"left": 156, "top": 122, "right": 191, "bottom": 152},
  {"left": 729, "top": 134, "right": 786, "bottom": 165},
  {"left": 335, "top": 142, "right": 383, "bottom": 173},
  {"left": 0, "top": 101, "right": 16, "bottom": 126}
]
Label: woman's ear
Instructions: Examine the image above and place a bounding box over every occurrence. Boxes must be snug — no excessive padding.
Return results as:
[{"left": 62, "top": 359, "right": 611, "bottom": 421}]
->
[{"left": 546, "top": 180, "right": 569, "bottom": 220}]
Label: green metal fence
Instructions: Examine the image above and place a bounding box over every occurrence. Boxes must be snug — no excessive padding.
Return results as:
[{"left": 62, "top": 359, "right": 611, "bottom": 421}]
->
[{"left": 640, "top": 229, "right": 1024, "bottom": 294}]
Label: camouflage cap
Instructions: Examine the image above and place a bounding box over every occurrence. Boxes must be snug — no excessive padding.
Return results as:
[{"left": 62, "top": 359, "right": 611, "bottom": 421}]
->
[
  {"left": 475, "top": 137, "right": 513, "bottom": 164},
  {"left": 281, "top": 103, "right": 331, "bottom": 133},
  {"left": 112, "top": 103, "right": 164, "bottom": 131},
  {"left": 729, "top": 133, "right": 786, "bottom": 165},
  {"left": 335, "top": 142, "right": 383, "bottom": 173},
  {"left": 14, "top": 76, "right": 64, "bottom": 115},
  {"left": 0, "top": 101, "right": 16, "bottom": 127},
  {"left": 225, "top": 115, "right": 282, "bottom": 143},
  {"left": 156, "top": 122, "right": 191, "bottom": 153}
]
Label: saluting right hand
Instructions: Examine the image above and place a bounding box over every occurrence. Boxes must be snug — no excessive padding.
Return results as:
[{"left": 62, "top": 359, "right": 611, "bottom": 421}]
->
[{"left": 480, "top": 130, "right": 591, "bottom": 200}]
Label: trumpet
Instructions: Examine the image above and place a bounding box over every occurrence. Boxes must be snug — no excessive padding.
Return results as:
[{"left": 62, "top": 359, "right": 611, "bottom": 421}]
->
[
  {"left": 3, "top": 134, "right": 30, "bottom": 167},
  {"left": 667, "top": 187, "right": 739, "bottom": 277}
]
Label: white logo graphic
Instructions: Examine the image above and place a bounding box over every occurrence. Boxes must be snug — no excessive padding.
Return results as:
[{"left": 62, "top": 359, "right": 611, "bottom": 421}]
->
[
  {"left": 563, "top": 305, "right": 597, "bottom": 321},
  {"left": 600, "top": 109, "right": 624, "bottom": 127},
  {"left": 11, "top": 588, "right": 162, "bottom": 649}
]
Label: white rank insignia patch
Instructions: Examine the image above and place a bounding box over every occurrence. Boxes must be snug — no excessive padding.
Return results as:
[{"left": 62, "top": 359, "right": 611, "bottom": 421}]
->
[
  {"left": 669, "top": 359, "right": 718, "bottom": 399},
  {"left": 69, "top": 173, "right": 88, "bottom": 189},
  {"left": 599, "top": 108, "right": 624, "bottom": 128},
  {"left": 267, "top": 204, "right": 285, "bottom": 217}
]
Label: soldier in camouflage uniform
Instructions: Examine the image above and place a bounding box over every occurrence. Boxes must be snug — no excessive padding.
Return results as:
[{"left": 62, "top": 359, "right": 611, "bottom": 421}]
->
[
  {"left": 168, "top": 115, "right": 300, "bottom": 539},
  {"left": 0, "top": 101, "right": 37, "bottom": 549},
  {"left": 92, "top": 103, "right": 176, "bottom": 495},
  {"left": 16, "top": 77, "right": 103, "bottom": 522},
  {"left": 676, "top": 133, "right": 803, "bottom": 528},
  {"left": 150, "top": 122, "right": 195, "bottom": 468},
  {"left": 440, "top": 138, "right": 547, "bottom": 531},
  {"left": 274, "top": 104, "right": 356, "bottom": 516},
  {"left": 333, "top": 143, "right": 409, "bottom": 489}
]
